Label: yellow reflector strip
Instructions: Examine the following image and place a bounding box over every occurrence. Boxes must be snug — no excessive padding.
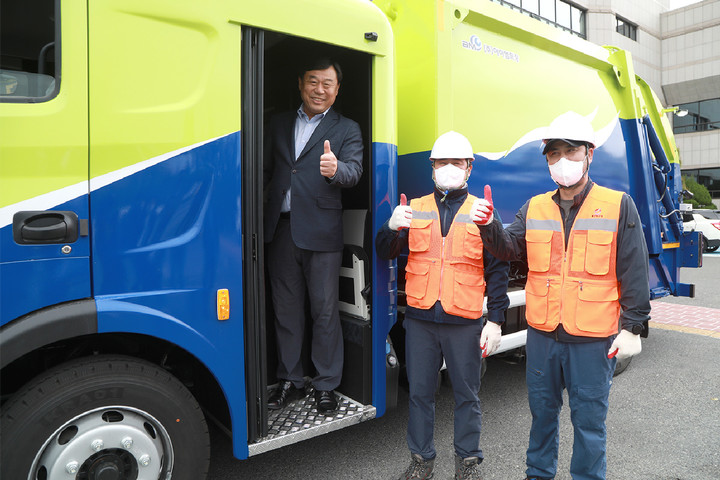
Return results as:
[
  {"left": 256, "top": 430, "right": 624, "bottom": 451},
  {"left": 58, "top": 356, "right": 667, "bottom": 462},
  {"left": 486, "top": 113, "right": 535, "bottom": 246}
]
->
[
  {"left": 217, "top": 289, "right": 230, "bottom": 320},
  {"left": 662, "top": 242, "right": 680, "bottom": 249}
]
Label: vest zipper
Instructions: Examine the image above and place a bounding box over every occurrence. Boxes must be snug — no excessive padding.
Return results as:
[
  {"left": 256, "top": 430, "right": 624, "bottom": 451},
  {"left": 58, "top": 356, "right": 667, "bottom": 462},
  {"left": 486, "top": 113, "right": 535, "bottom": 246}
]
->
[
  {"left": 558, "top": 202, "right": 572, "bottom": 333},
  {"left": 439, "top": 236, "right": 446, "bottom": 299}
]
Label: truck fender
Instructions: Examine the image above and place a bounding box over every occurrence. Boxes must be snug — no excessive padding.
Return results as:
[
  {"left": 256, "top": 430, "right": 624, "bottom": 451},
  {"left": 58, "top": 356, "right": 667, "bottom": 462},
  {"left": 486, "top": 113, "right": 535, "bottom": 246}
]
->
[{"left": 0, "top": 299, "right": 96, "bottom": 369}]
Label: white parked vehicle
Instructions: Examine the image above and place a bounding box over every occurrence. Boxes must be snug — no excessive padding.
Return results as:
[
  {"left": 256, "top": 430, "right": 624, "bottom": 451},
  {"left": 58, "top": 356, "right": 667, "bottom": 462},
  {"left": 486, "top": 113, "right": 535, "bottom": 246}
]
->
[{"left": 683, "top": 209, "right": 720, "bottom": 252}]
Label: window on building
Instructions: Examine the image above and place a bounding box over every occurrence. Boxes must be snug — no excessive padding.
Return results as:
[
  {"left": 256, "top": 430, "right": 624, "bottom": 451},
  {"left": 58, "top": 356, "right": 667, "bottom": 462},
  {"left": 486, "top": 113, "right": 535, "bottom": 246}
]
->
[
  {"left": 0, "top": 0, "right": 59, "bottom": 102},
  {"left": 674, "top": 99, "right": 720, "bottom": 134},
  {"left": 489, "top": 0, "right": 587, "bottom": 39},
  {"left": 616, "top": 16, "right": 637, "bottom": 41},
  {"left": 683, "top": 168, "right": 720, "bottom": 198}
]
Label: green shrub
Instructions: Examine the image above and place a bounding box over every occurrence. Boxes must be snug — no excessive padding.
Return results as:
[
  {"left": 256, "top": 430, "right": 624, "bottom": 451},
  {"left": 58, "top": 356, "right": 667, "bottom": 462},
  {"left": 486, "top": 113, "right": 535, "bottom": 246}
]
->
[{"left": 683, "top": 176, "right": 716, "bottom": 209}]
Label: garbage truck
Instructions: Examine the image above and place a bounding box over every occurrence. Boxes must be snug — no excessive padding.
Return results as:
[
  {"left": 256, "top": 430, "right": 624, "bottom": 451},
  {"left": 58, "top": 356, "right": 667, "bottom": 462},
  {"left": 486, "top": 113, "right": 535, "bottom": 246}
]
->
[{"left": 0, "top": 0, "right": 700, "bottom": 478}]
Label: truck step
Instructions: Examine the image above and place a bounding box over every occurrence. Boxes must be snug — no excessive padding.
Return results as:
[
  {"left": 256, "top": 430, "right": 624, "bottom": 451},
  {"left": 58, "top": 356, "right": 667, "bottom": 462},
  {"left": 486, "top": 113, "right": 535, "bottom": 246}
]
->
[{"left": 248, "top": 393, "right": 376, "bottom": 456}]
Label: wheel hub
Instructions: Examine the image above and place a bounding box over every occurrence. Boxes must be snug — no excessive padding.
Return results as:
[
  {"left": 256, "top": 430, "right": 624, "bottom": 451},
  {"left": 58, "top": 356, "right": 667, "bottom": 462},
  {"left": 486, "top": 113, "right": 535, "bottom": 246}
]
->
[
  {"left": 81, "top": 448, "right": 137, "bottom": 480},
  {"left": 30, "top": 407, "right": 172, "bottom": 480}
]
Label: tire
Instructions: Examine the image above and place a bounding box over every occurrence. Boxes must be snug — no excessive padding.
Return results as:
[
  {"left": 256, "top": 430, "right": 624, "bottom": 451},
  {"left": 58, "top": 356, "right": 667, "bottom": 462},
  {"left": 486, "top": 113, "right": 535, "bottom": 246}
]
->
[
  {"left": 706, "top": 245, "right": 719, "bottom": 253},
  {"left": 701, "top": 235, "right": 708, "bottom": 253},
  {"left": 1, "top": 355, "right": 209, "bottom": 480},
  {"left": 613, "top": 355, "right": 632, "bottom": 376}
]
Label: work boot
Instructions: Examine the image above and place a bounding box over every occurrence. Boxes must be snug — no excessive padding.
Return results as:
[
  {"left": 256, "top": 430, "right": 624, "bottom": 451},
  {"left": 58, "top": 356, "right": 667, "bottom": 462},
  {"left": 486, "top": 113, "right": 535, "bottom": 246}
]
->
[
  {"left": 398, "top": 453, "right": 434, "bottom": 480},
  {"left": 454, "top": 455, "right": 481, "bottom": 480}
]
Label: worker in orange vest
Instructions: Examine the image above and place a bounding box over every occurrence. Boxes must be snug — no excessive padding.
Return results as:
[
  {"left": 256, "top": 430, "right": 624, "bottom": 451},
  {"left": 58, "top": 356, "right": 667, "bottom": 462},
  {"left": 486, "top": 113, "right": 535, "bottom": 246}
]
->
[
  {"left": 376, "top": 131, "right": 510, "bottom": 480},
  {"left": 473, "top": 112, "right": 651, "bottom": 480}
]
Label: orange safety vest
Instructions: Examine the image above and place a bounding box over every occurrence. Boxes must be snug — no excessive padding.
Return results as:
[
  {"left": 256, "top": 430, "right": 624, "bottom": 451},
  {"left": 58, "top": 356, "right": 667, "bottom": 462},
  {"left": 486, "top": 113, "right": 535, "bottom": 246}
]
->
[
  {"left": 524, "top": 184, "right": 623, "bottom": 337},
  {"left": 405, "top": 193, "right": 486, "bottom": 319}
]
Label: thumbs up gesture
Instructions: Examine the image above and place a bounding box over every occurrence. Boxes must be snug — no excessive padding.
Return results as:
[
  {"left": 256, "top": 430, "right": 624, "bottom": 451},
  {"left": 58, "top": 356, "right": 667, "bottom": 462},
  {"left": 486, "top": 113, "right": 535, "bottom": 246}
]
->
[
  {"left": 471, "top": 185, "right": 494, "bottom": 226},
  {"left": 320, "top": 140, "right": 338, "bottom": 178},
  {"left": 389, "top": 193, "right": 412, "bottom": 231}
]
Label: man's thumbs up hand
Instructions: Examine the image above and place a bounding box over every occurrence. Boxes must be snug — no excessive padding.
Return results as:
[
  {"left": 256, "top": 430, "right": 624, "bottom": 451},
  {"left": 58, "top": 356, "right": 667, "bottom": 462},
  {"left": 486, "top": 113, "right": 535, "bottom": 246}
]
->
[
  {"left": 320, "top": 140, "right": 338, "bottom": 178},
  {"left": 389, "top": 193, "right": 412, "bottom": 231},
  {"left": 471, "top": 185, "right": 494, "bottom": 225}
]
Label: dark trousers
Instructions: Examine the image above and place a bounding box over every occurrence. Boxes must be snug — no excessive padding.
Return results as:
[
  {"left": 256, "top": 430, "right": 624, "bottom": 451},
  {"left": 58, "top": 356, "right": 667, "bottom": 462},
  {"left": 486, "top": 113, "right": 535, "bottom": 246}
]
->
[
  {"left": 525, "top": 327, "right": 616, "bottom": 480},
  {"left": 404, "top": 316, "right": 484, "bottom": 460},
  {"left": 267, "top": 217, "right": 343, "bottom": 391}
]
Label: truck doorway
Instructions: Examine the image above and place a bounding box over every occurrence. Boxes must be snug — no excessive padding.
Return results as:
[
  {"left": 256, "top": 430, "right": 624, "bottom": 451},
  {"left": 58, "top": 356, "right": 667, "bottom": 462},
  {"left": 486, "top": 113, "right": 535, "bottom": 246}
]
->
[{"left": 242, "top": 27, "right": 373, "bottom": 447}]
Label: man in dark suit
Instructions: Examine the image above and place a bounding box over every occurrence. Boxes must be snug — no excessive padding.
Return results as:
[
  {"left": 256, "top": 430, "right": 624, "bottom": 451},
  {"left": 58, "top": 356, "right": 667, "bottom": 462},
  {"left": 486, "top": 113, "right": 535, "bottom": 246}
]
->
[{"left": 263, "top": 58, "right": 363, "bottom": 413}]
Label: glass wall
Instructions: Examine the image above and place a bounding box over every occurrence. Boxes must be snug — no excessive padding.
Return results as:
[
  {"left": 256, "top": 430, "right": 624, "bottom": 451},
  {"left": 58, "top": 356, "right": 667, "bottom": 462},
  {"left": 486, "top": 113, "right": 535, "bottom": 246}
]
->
[
  {"left": 674, "top": 98, "right": 720, "bottom": 134},
  {"left": 616, "top": 16, "right": 637, "bottom": 41},
  {"left": 684, "top": 168, "right": 720, "bottom": 198},
  {"left": 489, "top": 0, "right": 586, "bottom": 38}
]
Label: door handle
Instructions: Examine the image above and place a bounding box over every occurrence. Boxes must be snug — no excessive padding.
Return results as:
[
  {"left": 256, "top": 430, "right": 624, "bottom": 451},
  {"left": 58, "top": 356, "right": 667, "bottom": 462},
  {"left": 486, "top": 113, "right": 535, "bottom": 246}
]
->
[{"left": 13, "top": 211, "right": 79, "bottom": 244}]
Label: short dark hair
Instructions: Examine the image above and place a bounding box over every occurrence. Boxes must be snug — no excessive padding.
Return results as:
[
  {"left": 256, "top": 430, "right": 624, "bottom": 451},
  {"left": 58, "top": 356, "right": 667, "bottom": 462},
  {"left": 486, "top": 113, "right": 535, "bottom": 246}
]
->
[{"left": 299, "top": 58, "right": 343, "bottom": 83}]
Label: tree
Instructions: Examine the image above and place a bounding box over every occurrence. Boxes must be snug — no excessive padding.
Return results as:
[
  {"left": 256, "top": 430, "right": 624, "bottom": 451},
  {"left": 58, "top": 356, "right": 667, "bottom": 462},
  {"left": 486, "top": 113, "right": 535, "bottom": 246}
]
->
[{"left": 682, "top": 176, "right": 716, "bottom": 209}]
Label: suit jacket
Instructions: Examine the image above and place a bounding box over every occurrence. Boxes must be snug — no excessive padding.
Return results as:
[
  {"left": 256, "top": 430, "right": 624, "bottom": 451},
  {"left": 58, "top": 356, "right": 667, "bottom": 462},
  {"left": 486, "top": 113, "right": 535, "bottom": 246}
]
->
[{"left": 263, "top": 107, "right": 363, "bottom": 252}]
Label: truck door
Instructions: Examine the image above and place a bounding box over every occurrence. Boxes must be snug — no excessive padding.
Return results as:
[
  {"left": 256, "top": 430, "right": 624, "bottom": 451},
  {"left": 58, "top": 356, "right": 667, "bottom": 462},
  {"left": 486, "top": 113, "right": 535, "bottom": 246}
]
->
[
  {"left": 241, "top": 25, "right": 268, "bottom": 443},
  {"left": 0, "top": 0, "right": 91, "bottom": 326},
  {"left": 241, "top": 25, "right": 379, "bottom": 448}
]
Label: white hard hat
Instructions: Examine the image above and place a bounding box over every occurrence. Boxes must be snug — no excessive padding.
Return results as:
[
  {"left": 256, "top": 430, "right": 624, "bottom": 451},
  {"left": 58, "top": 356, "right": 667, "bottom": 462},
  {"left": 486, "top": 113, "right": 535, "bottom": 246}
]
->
[
  {"left": 430, "top": 131, "right": 474, "bottom": 160},
  {"left": 542, "top": 112, "right": 595, "bottom": 154}
]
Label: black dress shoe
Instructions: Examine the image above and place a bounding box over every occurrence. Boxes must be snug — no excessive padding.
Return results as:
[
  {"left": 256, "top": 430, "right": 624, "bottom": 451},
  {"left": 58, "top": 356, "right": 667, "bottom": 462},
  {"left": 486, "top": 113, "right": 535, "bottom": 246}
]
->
[
  {"left": 314, "top": 389, "right": 338, "bottom": 413},
  {"left": 268, "top": 381, "right": 305, "bottom": 410}
]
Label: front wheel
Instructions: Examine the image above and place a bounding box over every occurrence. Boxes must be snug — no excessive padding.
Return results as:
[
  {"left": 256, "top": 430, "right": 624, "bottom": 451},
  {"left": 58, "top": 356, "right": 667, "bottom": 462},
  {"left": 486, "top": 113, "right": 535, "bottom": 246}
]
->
[{"left": 1, "top": 355, "right": 210, "bottom": 480}]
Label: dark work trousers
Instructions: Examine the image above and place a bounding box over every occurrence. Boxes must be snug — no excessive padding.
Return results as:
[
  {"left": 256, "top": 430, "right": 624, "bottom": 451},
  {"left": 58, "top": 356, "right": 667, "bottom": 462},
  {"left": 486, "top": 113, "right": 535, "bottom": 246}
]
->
[
  {"left": 404, "top": 316, "right": 484, "bottom": 461},
  {"left": 525, "top": 327, "right": 616, "bottom": 480},
  {"left": 267, "top": 216, "right": 344, "bottom": 391}
]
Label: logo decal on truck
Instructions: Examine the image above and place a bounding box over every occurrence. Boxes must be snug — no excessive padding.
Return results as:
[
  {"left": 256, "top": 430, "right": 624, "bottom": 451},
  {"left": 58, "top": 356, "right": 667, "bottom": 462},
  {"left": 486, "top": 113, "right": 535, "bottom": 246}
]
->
[
  {"left": 462, "top": 35, "right": 483, "bottom": 51},
  {"left": 462, "top": 35, "right": 519, "bottom": 63}
]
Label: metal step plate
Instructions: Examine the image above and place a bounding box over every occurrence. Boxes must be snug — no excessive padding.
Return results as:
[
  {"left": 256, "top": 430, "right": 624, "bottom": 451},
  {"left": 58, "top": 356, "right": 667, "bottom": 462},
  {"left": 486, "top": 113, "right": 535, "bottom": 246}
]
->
[{"left": 248, "top": 393, "right": 376, "bottom": 456}]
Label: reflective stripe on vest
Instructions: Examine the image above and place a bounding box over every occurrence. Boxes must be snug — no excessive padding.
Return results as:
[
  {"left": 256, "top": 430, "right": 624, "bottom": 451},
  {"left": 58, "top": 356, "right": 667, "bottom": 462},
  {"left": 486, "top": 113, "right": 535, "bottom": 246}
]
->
[
  {"left": 405, "top": 193, "right": 486, "bottom": 319},
  {"left": 525, "top": 185, "right": 623, "bottom": 337}
]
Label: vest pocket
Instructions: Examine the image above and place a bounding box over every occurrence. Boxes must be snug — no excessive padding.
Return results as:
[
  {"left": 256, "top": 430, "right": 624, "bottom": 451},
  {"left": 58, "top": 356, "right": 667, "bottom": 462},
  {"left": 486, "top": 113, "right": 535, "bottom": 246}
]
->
[
  {"left": 525, "top": 276, "right": 550, "bottom": 326},
  {"left": 574, "top": 281, "right": 619, "bottom": 334},
  {"left": 570, "top": 232, "right": 587, "bottom": 272},
  {"left": 452, "top": 269, "right": 485, "bottom": 312},
  {"left": 462, "top": 223, "right": 484, "bottom": 259},
  {"left": 585, "top": 230, "right": 613, "bottom": 275},
  {"left": 405, "top": 261, "right": 431, "bottom": 301},
  {"left": 526, "top": 230, "right": 554, "bottom": 272},
  {"left": 409, "top": 219, "right": 433, "bottom": 252}
]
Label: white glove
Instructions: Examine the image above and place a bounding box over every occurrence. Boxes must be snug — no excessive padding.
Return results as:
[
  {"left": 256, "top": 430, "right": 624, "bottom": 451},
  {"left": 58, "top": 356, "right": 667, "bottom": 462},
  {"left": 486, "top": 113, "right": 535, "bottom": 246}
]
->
[
  {"left": 470, "top": 199, "right": 493, "bottom": 226},
  {"left": 470, "top": 185, "right": 494, "bottom": 226},
  {"left": 608, "top": 329, "right": 642, "bottom": 360},
  {"left": 389, "top": 194, "right": 412, "bottom": 231},
  {"left": 480, "top": 321, "right": 502, "bottom": 358}
]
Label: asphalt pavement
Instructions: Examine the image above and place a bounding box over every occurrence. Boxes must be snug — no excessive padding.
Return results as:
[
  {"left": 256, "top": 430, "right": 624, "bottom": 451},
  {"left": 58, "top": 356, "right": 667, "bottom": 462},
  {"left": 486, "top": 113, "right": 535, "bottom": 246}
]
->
[{"left": 207, "top": 255, "right": 720, "bottom": 480}]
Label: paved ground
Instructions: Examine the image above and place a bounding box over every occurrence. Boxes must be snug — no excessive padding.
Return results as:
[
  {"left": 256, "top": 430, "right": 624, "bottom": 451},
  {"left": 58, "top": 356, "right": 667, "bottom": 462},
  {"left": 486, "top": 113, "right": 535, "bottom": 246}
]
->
[
  {"left": 650, "top": 301, "right": 720, "bottom": 337},
  {"left": 208, "top": 255, "right": 720, "bottom": 480},
  {"left": 651, "top": 253, "right": 720, "bottom": 338}
]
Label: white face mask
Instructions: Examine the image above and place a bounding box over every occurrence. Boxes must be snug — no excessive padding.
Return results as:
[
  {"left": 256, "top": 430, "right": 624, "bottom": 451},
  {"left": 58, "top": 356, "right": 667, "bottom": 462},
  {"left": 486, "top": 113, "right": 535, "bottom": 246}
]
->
[
  {"left": 548, "top": 157, "right": 587, "bottom": 188},
  {"left": 433, "top": 164, "right": 468, "bottom": 191}
]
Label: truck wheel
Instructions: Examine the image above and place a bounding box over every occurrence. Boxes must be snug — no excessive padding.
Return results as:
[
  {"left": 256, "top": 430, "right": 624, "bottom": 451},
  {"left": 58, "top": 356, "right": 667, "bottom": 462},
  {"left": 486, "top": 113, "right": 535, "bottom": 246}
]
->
[{"left": 0, "top": 355, "right": 209, "bottom": 480}]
